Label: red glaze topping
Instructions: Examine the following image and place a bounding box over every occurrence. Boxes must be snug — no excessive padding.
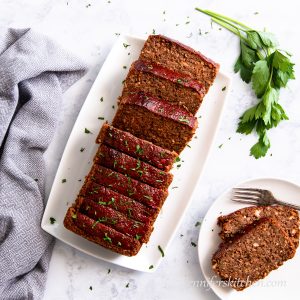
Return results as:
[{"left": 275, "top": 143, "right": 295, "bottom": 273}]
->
[
  {"left": 120, "top": 92, "right": 197, "bottom": 129},
  {"left": 133, "top": 59, "right": 205, "bottom": 95},
  {"left": 80, "top": 182, "right": 157, "bottom": 223},
  {"left": 97, "top": 124, "right": 177, "bottom": 171},
  {"left": 89, "top": 164, "right": 167, "bottom": 209},
  {"left": 95, "top": 144, "right": 172, "bottom": 189}
]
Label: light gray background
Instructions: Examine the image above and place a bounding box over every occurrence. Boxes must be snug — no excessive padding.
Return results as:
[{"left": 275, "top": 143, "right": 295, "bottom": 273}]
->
[{"left": 1, "top": 0, "right": 300, "bottom": 299}]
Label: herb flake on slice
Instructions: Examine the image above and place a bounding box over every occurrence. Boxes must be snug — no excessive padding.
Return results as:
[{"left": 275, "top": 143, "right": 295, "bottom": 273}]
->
[
  {"left": 50, "top": 217, "right": 56, "bottom": 224},
  {"left": 158, "top": 245, "right": 165, "bottom": 257}
]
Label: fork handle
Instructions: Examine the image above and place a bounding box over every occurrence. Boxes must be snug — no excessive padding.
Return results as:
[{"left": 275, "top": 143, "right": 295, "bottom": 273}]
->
[{"left": 274, "top": 199, "right": 300, "bottom": 211}]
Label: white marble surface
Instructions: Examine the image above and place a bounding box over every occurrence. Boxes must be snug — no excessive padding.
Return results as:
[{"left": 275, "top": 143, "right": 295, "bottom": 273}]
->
[{"left": 2, "top": 0, "right": 300, "bottom": 299}]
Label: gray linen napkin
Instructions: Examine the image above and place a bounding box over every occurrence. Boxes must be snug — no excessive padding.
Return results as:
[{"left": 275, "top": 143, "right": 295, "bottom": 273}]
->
[{"left": 0, "top": 28, "right": 87, "bottom": 299}]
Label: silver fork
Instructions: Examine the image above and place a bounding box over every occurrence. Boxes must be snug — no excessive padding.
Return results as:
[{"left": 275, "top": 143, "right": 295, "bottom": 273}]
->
[{"left": 232, "top": 187, "right": 300, "bottom": 211}]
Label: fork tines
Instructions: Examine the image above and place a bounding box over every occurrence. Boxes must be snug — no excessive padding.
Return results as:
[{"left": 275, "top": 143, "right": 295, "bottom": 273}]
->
[{"left": 232, "top": 188, "right": 261, "bottom": 205}]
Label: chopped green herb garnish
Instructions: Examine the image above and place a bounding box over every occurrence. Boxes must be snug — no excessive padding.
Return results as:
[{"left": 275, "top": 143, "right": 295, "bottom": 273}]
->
[
  {"left": 143, "top": 195, "right": 152, "bottom": 201},
  {"left": 100, "top": 97, "right": 104, "bottom": 102},
  {"left": 149, "top": 265, "right": 154, "bottom": 269},
  {"left": 84, "top": 128, "right": 92, "bottom": 134},
  {"left": 136, "top": 144, "right": 143, "bottom": 154},
  {"left": 172, "top": 186, "right": 179, "bottom": 189},
  {"left": 152, "top": 29, "right": 156, "bottom": 34},
  {"left": 72, "top": 213, "right": 77, "bottom": 219},
  {"left": 178, "top": 116, "right": 189, "bottom": 123},
  {"left": 156, "top": 180, "right": 163, "bottom": 183},
  {"left": 125, "top": 283, "right": 129, "bottom": 288},
  {"left": 135, "top": 234, "right": 142, "bottom": 240},
  {"left": 80, "top": 147, "right": 85, "bottom": 152},
  {"left": 127, "top": 208, "right": 132, "bottom": 218},
  {"left": 158, "top": 245, "right": 165, "bottom": 257},
  {"left": 195, "top": 221, "right": 202, "bottom": 227},
  {"left": 222, "top": 86, "right": 226, "bottom": 91},
  {"left": 191, "top": 242, "right": 197, "bottom": 247},
  {"left": 89, "top": 286, "right": 93, "bottom": 290},
  {"left": 185, "top": 21, "right": 190, "bottom": 25},
  {"left": 115, "top": 33, "right": 120, "bottom": 36},
  {"left": 50, "top": 217, "right": 56, "bottom": 224},
  {"left": 103, "top": 233, "right": 112, "bottom": 243},
  {"left": 177, "top": 164, "right": 181, "bottom": 168},
  {"left": 62, "top": 179, "right": 67, "bottom": 183},
  {"left": 174, "top": 156, "right": 181, "bottom": 163},
  {"left": 92, "top": 220, "right": 99, "bottom": 229},
  {"left": 108, "top": 268, "right": 111, "bottom": 274},
  {"left": 112, "top": 105, "right": 115, "bottom": 109},
  {"left": 98, "top": 117, "right": 105, "bottom": 120},
  {"left": 123, "top": 43, "right": 130, "bottom": 49},
  {"left": 218, "top": 144, "right": 223, "bottom": 149},
  {"left": 123, "top": 66, "right": 127, "bottom": 69}
]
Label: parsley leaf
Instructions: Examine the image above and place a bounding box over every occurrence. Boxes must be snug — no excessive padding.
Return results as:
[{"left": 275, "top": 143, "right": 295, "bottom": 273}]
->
[{"left": 252, "top": 60, "right": 270, "bottom": 97}]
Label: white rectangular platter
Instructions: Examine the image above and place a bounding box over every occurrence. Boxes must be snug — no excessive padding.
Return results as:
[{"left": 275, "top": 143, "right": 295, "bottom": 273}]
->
[{"left": 42, "top": 35, "right": 231, "bottom": 272}]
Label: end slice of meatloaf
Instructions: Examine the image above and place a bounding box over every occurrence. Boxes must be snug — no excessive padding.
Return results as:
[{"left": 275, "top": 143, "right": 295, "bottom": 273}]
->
[
  {"left": 218, "top": 205, "right": 300, "bottom": 248},
  {"left": 94, "top": 143, "right": 173, "bottom": 189},
  {"left": 112, "top": 92, "right": 198, "bottom": 154},
  {"left": 139, "top": 35, "right": 219, "bottom": 93},
  {"left": 79, "top": 181, "right": 159, "bottom": 224},
  {"left": 78, "top": 198, "right": 153, "bottom": 243},
  {"left": 212, "top": 217, "right": 296, "bottom": 291},
  {"left": 96, "top": 123, "right": 177, "bottom": 171},
  {"left": 122, "top": 59, "right": 205, "bottom": 114},
  {"left": 64, "top": 207, "right": 142, "bottom": 256},
  {"left": 88, "top": 164, "right": 168, "bottom": 209}
]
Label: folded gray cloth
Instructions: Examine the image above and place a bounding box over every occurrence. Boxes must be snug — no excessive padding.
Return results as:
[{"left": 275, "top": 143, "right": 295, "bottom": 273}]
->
[{"left": 0, "top": 28, "right": 87, "bottom": 299}]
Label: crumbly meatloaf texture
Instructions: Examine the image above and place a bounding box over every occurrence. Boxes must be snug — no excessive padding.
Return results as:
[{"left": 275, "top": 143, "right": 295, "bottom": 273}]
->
[
  {"left": 218, "top": 205, "right": 300, "bottom": 248},
  {"left": 139, "top": 35, "right": 219, "bottom": 92},
  {"left": 212, "top": 217, "right": 296, "bottom": 291},
  {"left": 96, "top": 123, "right": 177, "bottom": 171},
  {"left": 122, "top": 59, "right": 205, "bottom": 114},
  {"left": 64, "top": 207, "right": 142, "bottom": 256},
  {"left": 79, "top": 198, "right": 153, "bottom": 243},
  {"left": 112, "top": 92, "right": 198, "bottom": 153},
  {"left": 89, "top": 164, "right": 168, "bottom": 209},
  {"left": 94, "top": 144, "right": 173, "bottom": 189},
  {"left": 79, "top": 181, "right": 159, "bottom": 224}
]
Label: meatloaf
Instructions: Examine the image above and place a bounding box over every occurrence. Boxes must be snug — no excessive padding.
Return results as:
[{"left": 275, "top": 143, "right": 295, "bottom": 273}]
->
[
  {"left": 94, "top": 144, "right": 173, "bottom": 189},
  {"left": 122, "top": 59, "right": 205, "bottom": 114},
  {"left": 79, "top": 181, "right": 159, "bottom": 224},
  {"left": 96, "top": 123, "right": 177, "bottom": 171},
  {"left": 212, "top": 217, "right": 296, "bottom": 291},
  {"left": 139, "top": 35, "right": 219, "bottom": 92},
  {"left": 79, "top": 198, "right": 153, "bottom": 243},
  {"left": 64, "top": 207, "right": 142, "bottom": 256},
  {"left": 88, "top": 164, "right": 168, "bottom": 209},
  {"left": 218, "top": 205, "right": 300, "bottom": 248},
  {"left": 112, "top": 92, "right": 198, "bottom": 153}
]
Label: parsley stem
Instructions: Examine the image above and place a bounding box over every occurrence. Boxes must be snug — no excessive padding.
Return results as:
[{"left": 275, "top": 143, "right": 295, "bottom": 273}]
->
[{"left": 195, "top": 8, "right": 252, "bottom": 31}]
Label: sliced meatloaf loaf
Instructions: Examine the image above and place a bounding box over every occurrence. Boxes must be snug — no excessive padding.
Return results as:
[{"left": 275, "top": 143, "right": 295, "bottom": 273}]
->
[
  {"left": 94, "top": 144, "right": 173, "bottom": 189},
  {"left": 122, "top": 59, "right": 205, "bottom": 114},
  {"left": 79, "top": 181, "right": 159, "bottom": 224},
  {"left": 218, "top": 205, "right": 300, "bottom": 248},
  {"left": 112, "top": 92, "right": 198, "bottom": 153},
  {"left": 78, "top": 198, "right": 153, "bottom": 243},
  {"left": 212, "top": 217, "right": 296, "bottom": 291},
  {"left": 96, "top": 123, "right": 177, "bottom": 171},
  {"left": 64, "top": 207, "right": 142, "bottom": 256},
  {"left": 88, "top": 164, "right": 168, "bottom": 209},
  {"left": 139, "top": 35, "right": 219, "bottom": 92}
]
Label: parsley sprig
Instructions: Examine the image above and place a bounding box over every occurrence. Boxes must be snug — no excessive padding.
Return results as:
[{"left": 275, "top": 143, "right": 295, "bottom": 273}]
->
[{"left": 196, "top": 8, "right": 295, "bottom": 158}]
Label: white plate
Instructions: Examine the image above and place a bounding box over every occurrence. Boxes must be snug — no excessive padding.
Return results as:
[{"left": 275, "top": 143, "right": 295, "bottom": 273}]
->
[
  {"left": 198, "top": 177, "right": 300, "bottom": 300},
  {"left": 42, "top": 35, "right": 231, "bottom": 272}
]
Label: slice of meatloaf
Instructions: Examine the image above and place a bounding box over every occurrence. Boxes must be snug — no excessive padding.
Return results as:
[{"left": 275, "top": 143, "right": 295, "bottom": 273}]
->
[
  {"left": 64, "top": 208, "right": 142, "bottom": 256},
  {"left": 96, "top": 123, "right": 177, "bottom": 171},
  {"left": 79, "top": 181, "right": 159, "bottom": 224},
  {"left": 122, "top": 59, "right": 205, "bottom": 114},
  {"left": 89, "top": 164, "right": 168, "bottom": 209},
  {"left": 94, "top": 144, "right": 173, "bottom": 189},
  {"left": 212, "top": 217, "right": 296, "bottom": 291},
  {"left": 218, "top": 205, "right": 300, "bottom": 248},
  {"left": 79, "top": 198, "right": 153, "bottom": 243},
  {"left": 139, "top": 35, "right": 219, "bottom": 92},
  {"left": 112, "top": 92, "right": 198, "bottom": 153}
]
